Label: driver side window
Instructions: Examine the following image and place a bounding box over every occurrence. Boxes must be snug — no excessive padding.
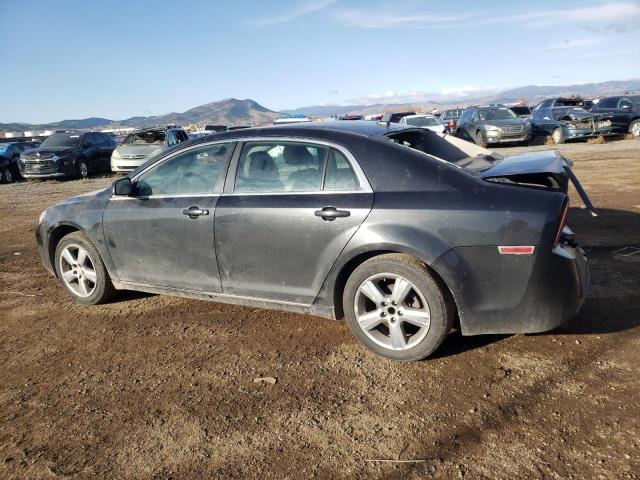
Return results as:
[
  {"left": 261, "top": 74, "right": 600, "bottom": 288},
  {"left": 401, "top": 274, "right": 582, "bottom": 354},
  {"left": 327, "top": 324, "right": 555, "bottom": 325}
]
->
[{"left": 135, "top": 143, "right": 233, "bottom": 196}]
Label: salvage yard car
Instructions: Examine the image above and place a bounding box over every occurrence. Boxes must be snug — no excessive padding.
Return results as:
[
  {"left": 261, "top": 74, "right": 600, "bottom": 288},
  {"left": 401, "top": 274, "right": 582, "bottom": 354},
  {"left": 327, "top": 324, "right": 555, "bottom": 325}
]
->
[
  {"left": 589, "top": 95, "right": 640, "bottom": 137},
  {"left": 0, "top": 141, "right": 39, "bottom": 183},
  {"left": 36, "top": 121, "right": 591, "bottom": 361},
  {"left": 455, "top": 105, "right": 532, "bottom": 147},
  {"left": 399, "top": 114, "right": 446, "bottom": 133},
  {"left": 529, "top": 107, "right": 613, "bottom": 144},
  {"left": 111, "top": 127, "right": 189, "bottom": 172},
  {"left": 19, "top": 131, "right": 115, "bottom": 179}
]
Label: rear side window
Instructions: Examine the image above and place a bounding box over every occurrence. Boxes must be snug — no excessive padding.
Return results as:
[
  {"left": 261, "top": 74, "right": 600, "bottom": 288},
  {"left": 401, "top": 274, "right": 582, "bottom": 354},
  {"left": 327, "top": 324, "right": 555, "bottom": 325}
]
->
[
  {"left": 618, "top": 99, "right": 633, "bottom": 109},
  {"left": 324, "top": 149, "right": 358, "bottom": 191},
  {"left": 235, "top": 141, "right": 328, "bottom": 193}
]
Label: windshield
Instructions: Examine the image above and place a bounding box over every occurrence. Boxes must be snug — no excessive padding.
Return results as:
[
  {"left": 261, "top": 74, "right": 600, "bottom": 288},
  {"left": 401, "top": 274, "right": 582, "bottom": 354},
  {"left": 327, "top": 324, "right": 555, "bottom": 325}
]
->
[
  {"left": 405, "top": 116, "right": 441, "bottom": 127},
  {"left": 40, "top": 133, "right": 81, "bottom": 148},
  {"left": 479, "top": 108, "right": 517, "bottom": 121},
  {"left": 123, "top": 130, "right": 166, "bottom": 145},
  {"left": 510, "top": 106, "right": 530, "bottom": 116}
]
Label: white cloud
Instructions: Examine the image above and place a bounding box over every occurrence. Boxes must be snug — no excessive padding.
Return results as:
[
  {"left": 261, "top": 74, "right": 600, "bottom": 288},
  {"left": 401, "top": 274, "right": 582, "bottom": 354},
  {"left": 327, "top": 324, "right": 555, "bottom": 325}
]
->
[
  {"left": 540, "top": 37, "right": 607, "bottom": 52},
  {"left": 249, "top": 0, "right": 339, "bottom": 26},
  {"left": 335, "top": 9, "right": 470, "bottom": 28},
  {"left": 332, "top": 1, "right": 640, "bottom": 30},
  {"left": 347, "top": 85, "right": 503, "bottom": 105}
]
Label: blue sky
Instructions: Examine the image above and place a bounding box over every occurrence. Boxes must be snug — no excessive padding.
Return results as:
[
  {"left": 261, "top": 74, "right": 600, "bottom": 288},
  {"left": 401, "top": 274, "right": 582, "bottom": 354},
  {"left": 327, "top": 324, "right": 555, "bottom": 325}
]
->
[{"left": 1, "top": 0, "right": 639, "bottom": 123}]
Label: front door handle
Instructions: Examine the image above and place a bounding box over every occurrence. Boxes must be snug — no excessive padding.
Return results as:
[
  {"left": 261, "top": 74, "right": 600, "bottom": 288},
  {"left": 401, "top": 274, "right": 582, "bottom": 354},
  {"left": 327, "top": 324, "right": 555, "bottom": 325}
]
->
[
  {"left": 314, "top": 206, "right": 350, "bottom": 221},
  {"left": 182, "top": 206, "right": 209, "bottom": 219}
]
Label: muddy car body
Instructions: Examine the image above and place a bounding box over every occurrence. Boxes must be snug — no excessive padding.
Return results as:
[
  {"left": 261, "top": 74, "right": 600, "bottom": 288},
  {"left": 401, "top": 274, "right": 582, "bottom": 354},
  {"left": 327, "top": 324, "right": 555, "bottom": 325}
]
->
[
  {"left": 530, "top": 107, "right": 613, "bottom": 144},
  {"left": 36, "top": 122, "right": 590, "bottom": 361}
]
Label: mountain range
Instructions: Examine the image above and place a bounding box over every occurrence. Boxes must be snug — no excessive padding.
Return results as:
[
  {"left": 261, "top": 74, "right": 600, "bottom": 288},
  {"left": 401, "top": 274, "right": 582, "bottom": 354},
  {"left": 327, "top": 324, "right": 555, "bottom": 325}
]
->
[{"left": 2, "top": 80, "right": 639, "bottom": 132}]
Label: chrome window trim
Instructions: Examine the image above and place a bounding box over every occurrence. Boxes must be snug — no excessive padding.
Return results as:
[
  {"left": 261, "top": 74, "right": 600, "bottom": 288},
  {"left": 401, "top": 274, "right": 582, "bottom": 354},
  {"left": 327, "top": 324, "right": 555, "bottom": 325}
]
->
[
  {"left": 228, "top": 136, "right": 372, "bottom": 195},
  {"left": 110, "top": 193, "right": 221, "bottom": 201}
]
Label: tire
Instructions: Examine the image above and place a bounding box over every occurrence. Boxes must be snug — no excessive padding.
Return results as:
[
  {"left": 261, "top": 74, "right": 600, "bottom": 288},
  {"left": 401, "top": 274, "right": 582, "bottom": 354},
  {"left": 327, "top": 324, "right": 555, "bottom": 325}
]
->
[
  {"left": 0, "top": 167, "right": 12, "bottom": 184},
  {"left": 552, "top": 128, "right": 565, "bottom": 144},
  {"left": 475, "top": 130, "right": 487, "bottom": 148},
  {"left": 54, "top": 232, "right": 115, "bottom": 305},
  {"left": 77, "top": 160, "right": 88, "bottom": 179},
  {"left": 343, "top": 253, "right": 454, "bottom": 362},
  {"left": 629, "top": 119, "right": 640, "bottom": 137}
]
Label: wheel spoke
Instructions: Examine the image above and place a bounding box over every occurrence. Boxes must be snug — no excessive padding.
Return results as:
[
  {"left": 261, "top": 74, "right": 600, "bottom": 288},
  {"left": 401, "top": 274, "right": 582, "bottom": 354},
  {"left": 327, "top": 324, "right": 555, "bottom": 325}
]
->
[
  {"left": 389, "top": 324, "right": 406, "bottom": 349},
  {"left": 83, "top": 268, "right": 97, "bottom": 284},
  {"left": 62, "top": 270, "right": 76, "bottom": 283},
  {"left": 61, "top": 248, "right": 75, "bottom": 266},
  {"left": 402, "top": 308, "right": 430, "bottom": 327},
  {"left": 76, "top": 248, "right": 87, "bottom": 267},
  {"left": 358, "top": 310, "right": 383, "bottom": 331},
  {"left": 360, "top": 280, "right": 385, "bottom": 305},
  {"left": 391, "top": 278, "right": 412, "bottom": 306},
  {"left": 78, "top": 278, "right": 89, "bottom": 296}
]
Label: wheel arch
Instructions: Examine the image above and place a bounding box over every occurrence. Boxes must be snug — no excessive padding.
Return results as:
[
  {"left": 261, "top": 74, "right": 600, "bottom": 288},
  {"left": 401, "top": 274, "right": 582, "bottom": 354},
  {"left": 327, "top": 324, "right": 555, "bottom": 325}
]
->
[
  {"left": 327, "top": 248, "right": 459, "bottom": 324},
  {"left": 47, "top": 223, "right": 82, "bottom": 277}
]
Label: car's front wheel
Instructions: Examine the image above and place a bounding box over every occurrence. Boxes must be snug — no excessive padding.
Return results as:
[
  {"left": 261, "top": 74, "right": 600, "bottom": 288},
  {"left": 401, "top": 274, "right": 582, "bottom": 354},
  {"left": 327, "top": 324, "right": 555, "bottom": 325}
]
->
[
  {"left": 77, "top": 160, "right": 88, "bottom": 179},
  {"left": 54, "top": 232, "right": 115, "bottom": 305},
  {"left": 552, "top": 127, "right": 565, "bottom": 144},
  {"left": 343, "top": 254, "right": 454, "bottom": 361},
  {"left": 1, "top": 167, "right": 14, "bottom": 183}
]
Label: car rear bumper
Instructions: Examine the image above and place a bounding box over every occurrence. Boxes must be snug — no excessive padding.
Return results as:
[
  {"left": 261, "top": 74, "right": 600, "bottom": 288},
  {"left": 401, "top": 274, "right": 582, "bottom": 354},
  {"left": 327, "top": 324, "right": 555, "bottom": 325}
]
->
[{"left": 431, "top": 243, "right": 589, "bottom": 335}]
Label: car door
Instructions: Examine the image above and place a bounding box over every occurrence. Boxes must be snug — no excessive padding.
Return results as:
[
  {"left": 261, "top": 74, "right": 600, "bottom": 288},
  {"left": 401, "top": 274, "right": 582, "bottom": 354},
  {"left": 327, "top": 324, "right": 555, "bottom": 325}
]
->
[
  {"left": 614, "top": 98, "right": 633, "bottom": 132},
  {"left": 592, "top": 97, "right": 620, "bottom": 131},
  {"left": 530, "top": 108, "right": 554, "bottom": 138},
  {"left": 103, "top": 141, "right": 235, "bottom": 292},
  {"left": 214, "top": 139, "right": 374, "bottom": 304}
]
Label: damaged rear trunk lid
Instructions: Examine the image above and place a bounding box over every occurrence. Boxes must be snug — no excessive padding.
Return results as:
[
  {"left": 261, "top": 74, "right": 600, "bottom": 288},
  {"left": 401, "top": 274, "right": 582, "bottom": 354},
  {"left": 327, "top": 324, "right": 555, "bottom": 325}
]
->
[{"left": 479, "top": 150, "right": 596, "bottom": 216}]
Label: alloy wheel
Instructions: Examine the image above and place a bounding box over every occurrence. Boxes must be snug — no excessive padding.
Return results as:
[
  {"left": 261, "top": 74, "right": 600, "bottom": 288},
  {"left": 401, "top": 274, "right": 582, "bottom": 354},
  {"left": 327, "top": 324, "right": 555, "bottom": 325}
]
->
[
  {"left": 632, "top": 122, "right": 640, "bottom": 137},
  {"left": 354, "top": 273, "right": 431, "bottom": 351},
  {"left": 58, "top": 243, "right": 97, "bottom": 297}
]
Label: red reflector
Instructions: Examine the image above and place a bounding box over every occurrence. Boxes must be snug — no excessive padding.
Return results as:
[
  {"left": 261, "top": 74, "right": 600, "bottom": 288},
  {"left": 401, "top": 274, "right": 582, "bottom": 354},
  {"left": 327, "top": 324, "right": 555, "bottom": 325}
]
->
[{"left": 498, "top": 246, "right": 535, "bottom": 255}]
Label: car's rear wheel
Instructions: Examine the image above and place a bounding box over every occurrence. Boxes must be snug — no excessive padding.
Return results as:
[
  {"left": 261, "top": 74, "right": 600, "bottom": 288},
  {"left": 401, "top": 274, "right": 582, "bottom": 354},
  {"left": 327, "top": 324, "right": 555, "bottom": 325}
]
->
[
  {"left": 629, "top": 119, "right": 640, "bottom": 137},
  {"left": 54, "top": 232, "right": 115, "bottom": 305},
  {"left": 552, "top": 128, "right": 565, "bottom": 144},
  {"left": 343, "top": 254, "right": 454, "bottom": 361},
  {"left": 77, "top": 160, "right": 88, "bottom": 179}
]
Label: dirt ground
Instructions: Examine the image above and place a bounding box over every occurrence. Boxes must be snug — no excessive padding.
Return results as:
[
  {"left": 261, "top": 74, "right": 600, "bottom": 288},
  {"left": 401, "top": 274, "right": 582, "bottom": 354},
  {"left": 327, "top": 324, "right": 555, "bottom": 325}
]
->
[{"left": 1, "top": 139, "right": 639, "bottom": 479}]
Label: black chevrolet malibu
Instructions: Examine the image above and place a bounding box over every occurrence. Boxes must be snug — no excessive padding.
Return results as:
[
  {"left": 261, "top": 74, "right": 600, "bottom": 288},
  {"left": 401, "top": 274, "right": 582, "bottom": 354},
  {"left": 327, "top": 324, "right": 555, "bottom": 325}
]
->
[{"left": 36, "top": 122, "right": 591, "bottom": 361}]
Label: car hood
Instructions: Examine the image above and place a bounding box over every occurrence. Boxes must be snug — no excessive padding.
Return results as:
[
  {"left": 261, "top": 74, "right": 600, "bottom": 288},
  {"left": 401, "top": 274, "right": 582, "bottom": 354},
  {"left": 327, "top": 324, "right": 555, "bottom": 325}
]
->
[
  {"left": 554, "top": 109, "right": 605, "bottom": 122},
  {"left": 24, "top": 147, "right": 76, "bottom": 157},
  {"left": 116, "top": 144, "right": 164, "bottom": 158}
]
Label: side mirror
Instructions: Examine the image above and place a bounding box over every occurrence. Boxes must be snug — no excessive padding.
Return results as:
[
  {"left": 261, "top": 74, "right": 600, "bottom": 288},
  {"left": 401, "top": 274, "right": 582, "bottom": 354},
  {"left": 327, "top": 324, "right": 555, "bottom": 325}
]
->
[{"left": 113, "top": 177, "right": 132, "bottom": 196}]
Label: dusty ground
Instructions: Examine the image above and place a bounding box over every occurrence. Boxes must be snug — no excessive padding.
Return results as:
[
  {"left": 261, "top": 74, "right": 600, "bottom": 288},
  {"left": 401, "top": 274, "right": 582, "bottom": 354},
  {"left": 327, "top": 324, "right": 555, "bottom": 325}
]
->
[{"left": 1, "top": 139, "right": 639, "bottom": 479}]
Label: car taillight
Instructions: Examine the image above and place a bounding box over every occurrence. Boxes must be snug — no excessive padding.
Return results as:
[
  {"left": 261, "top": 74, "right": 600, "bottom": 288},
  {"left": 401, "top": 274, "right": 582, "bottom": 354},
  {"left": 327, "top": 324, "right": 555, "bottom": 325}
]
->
[
  {"left": 554, "top": 198, "right": 570, "bottom": 245},
  {"left": 448, "top": 120, "right": 456, "bottom": 129}
]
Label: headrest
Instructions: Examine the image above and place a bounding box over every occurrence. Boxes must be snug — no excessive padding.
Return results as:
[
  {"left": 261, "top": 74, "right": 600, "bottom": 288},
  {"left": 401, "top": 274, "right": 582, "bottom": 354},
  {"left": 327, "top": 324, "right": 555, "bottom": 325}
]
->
[
  {"left": 283, "top": 145, "right": 315, "bottom": 165},
  {"left": 248, "top": 151, "right": 278, "bottom": 180}
]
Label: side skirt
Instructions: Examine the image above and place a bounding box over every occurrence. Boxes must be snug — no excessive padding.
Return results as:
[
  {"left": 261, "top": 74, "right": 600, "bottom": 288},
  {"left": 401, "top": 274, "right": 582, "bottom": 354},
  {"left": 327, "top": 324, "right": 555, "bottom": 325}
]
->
[{"left": 112, "top": 280, "right": 337, "bottom": 320}]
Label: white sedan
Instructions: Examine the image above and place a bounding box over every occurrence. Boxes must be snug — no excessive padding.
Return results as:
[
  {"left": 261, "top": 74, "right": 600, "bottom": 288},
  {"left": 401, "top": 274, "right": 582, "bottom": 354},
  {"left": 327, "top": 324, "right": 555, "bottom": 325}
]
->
[{"left": 399, "top": 114, "right": 446, "bottom": 133}]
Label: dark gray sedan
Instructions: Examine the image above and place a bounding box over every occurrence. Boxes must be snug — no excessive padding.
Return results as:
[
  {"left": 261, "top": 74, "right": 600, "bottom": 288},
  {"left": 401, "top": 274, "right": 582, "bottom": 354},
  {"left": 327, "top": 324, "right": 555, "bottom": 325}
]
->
[{"left": 36, "top": 122, "right": 591, "bottom": 361}]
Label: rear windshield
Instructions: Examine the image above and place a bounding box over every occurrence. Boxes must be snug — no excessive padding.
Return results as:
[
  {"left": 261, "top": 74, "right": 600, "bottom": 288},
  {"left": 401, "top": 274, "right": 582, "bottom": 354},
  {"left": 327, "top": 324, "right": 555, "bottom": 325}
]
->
[
  {"left": 555, "top": 99, "right": 584, "bottom": 107},
  {"left": 123, "top": 130, "right": 166, "bottom": 145},
  {"left": 40, "top": 133, "right": 81, "bottom": 148},
  {"left": 479, "top": 108, "right": 517, "bottom": 120},
  {"left": 404, "top": 116, "right": 441, "bottom": 127},
  {"left": 441, "top": 110, "right": 462, "bottom": 120}
]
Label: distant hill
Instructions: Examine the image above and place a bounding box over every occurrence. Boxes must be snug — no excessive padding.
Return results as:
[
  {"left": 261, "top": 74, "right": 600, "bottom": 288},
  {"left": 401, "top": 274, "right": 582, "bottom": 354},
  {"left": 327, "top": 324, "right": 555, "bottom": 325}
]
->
[
  {"left": 286, "top": 80, "right": 640, "bottom": 117},
  {"left": 2, "top": 81, "right": 639, "bottom": 132},
  {"left": 0, "top": 98, "right": 279, "bottom": 132}
]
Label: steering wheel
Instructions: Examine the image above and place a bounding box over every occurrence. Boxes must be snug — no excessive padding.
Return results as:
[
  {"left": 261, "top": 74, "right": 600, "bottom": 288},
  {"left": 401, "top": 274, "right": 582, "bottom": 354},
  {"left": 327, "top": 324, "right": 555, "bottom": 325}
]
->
[{"left": 177, "top": 172, "right": 210, "bottom": 192}]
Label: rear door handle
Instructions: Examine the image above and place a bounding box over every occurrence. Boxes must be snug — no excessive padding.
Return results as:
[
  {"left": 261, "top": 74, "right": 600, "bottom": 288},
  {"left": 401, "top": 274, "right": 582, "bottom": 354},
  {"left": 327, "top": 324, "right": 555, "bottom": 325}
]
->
[
  {"left": 182, "top": 206, "right": 209, "bottom": 219},
  {"left": 314, "top": 206, "right": 350, "bottom": 221}
]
